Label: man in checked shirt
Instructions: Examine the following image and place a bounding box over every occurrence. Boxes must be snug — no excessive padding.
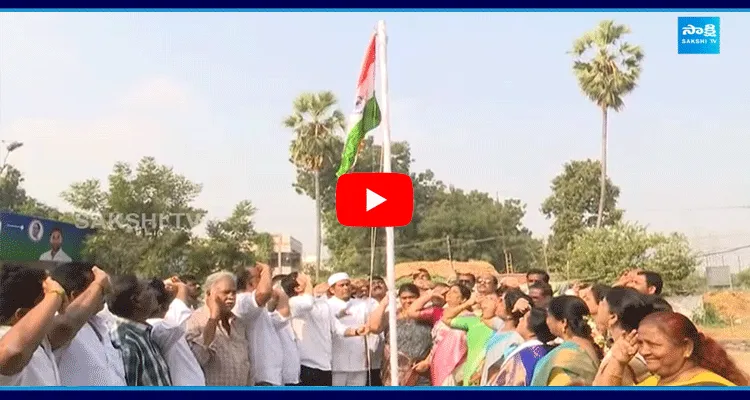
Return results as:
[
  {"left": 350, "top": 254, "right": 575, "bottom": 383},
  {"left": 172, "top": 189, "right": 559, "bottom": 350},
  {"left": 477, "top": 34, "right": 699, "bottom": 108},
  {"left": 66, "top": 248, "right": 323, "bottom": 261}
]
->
[{"left": 106, "top": 275, "right": 172, "bottom": 386}]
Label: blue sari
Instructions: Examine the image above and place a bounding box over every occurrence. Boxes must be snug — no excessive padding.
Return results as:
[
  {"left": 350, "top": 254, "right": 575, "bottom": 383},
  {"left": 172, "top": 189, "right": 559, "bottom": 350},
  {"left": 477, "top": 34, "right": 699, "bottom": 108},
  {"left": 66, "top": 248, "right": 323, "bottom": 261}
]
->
[
  {"left": 479, "top": 331, "right": 523, "bottom": 385},
  {"left": 490, "top": 340, "right": 549, "bottom": 386}
]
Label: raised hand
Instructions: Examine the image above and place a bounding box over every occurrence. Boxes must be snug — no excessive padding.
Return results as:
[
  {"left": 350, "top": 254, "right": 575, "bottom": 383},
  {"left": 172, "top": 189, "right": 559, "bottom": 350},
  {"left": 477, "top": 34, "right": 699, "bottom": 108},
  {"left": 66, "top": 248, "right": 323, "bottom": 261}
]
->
[
  {"left": 512, "top": 297, "right": 531, "bottom": 314},
  {"left": 43, "top": 276, "right": 65, "bottom": 296},
  {"left": 91, "top": 266, "right": 111, "bottom": 294},
  {"left": 207, "top": 293, "right": 222, "bottom": 319},
  {"left": 611, "top": 330, "right": 639, "bottom": 364}
]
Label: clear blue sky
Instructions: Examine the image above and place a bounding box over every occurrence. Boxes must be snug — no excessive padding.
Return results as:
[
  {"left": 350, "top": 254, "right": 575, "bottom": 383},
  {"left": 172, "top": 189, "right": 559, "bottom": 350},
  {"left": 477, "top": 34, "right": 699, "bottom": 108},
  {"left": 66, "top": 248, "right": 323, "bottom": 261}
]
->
[{"left": 1, "top": 12, "right": 749, "bottom": 259}]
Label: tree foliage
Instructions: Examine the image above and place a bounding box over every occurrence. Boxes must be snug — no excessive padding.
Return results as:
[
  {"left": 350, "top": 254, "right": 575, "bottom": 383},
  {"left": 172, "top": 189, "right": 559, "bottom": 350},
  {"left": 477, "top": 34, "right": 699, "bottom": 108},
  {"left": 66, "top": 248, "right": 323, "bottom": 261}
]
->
[
  {"left": 0, "top": 165, "right": 73, "bottom": 221},
  {"left": 291, "top": 134, "right": 544, "bottom": 277},
  {"left": 571, "top": 20, "right": 644, "bottom": 228},
  {"left": 187, "top": 201, "right": 273, "bottom": 278},
  {"left": 60, "top": 157, "right": 270, "bottom": 279},
  {"left": 284, "top": 91, "right": 346, "bottom": 174},
  {"left": 542, "top": 159, "right": 622, "bottom": 271},
  {"left": 567, "top": 222, "right": 698, "bottom": 294}
]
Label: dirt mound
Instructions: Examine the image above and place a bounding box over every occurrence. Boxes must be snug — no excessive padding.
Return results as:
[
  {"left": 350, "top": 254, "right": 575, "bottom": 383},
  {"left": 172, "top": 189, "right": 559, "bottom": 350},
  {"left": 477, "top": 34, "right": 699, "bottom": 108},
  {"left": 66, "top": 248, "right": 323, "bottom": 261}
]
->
[
  {"left": 395, "top": 260, "right": 500, "bottom": 280},
  {"left": 704, "top": 291, "right": 750, "bottom": 320}
]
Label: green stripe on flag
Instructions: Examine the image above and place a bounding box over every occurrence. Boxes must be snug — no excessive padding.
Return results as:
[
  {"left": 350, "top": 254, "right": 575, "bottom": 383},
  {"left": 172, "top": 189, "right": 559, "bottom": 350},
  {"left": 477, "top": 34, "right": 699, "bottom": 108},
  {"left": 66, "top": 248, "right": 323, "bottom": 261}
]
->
[{"left": 336, "top": 96, "right": 382, "bottom": 177}]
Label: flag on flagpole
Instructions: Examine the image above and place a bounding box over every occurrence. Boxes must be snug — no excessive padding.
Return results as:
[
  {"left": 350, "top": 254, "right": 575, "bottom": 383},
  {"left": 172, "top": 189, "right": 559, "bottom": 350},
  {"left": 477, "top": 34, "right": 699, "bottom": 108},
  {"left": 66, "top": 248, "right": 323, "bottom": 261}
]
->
[{"left": 336, "top": 32, "right": 382, "bottom": 177}]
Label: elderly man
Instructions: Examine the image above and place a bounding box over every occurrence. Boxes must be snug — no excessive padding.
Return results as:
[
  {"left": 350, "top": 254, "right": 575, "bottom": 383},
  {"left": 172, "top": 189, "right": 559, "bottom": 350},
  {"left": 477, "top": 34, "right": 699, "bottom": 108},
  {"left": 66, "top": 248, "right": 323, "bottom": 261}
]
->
[
  {"left": 186, "top": 271, "right": 250, "bottom": 386},
  {"left": 327, "top": 272, "right": 378, "bottom": 386}
]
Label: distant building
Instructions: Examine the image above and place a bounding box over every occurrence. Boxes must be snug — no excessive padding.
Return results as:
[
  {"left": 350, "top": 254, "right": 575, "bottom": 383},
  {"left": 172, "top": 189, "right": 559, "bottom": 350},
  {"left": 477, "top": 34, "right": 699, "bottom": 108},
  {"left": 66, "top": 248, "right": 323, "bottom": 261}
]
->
[{"left": 270, "top": 234, "right": 302, "bottom": 275}]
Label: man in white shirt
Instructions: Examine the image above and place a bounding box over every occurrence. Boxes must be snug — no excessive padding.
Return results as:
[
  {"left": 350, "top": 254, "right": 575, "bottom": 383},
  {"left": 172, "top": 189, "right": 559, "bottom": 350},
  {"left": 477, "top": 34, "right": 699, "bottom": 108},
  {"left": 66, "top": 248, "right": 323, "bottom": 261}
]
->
[
  {"left": 0, "top": 265, "right": 64, "bottom": 386},
  {"left": 146, "top": 278, "right": 205, "bottom": 386},
  {"left": 267, "top": 286, "right": 300, "bottom": 386},
  {"left": 326, "top": 272, "right": 378, "bottom": 386},
  {"left": 281, "top": 272, "right": 368, "bottom": 386},
  {"left": 51, "top": 262, "right": 127, "bottom": 386},
  {"left": 39, "top": 227, "right": 73, "bottom": 263},
  {"left": 233, "top": 263, "right": 283, "bottom": 386}
]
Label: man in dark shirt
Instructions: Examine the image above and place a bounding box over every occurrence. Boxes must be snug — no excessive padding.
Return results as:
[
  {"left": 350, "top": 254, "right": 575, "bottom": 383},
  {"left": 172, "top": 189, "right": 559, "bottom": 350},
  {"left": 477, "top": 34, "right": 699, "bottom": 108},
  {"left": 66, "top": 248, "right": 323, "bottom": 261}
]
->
[{"left": 106, "top": 275, "right": 172, "bottom": 386}]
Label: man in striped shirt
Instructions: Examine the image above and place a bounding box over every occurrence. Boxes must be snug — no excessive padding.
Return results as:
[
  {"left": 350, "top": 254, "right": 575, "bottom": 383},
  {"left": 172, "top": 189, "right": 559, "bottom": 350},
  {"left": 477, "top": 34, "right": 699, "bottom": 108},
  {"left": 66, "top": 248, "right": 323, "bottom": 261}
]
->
[{"left": 106, "top": 275, "right": 172, "bottom": 386}]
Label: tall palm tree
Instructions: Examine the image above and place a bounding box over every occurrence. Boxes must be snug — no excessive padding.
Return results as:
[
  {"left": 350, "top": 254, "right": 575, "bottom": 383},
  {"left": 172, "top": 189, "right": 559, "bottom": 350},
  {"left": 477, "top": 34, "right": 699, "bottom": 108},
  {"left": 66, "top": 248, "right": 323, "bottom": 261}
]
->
[
  {"left": 284, "top": 91, "right": 345, "bottom": 281},
  {"left": 571, "top": 20, "right": 644, "bottom": 228}
]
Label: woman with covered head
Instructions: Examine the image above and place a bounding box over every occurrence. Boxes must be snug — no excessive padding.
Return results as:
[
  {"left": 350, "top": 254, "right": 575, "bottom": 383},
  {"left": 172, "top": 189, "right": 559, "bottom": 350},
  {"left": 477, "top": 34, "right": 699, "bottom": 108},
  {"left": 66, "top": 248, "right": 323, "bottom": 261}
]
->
[
  {"left": 530, "top": 295, "right": 601, "bottom": 386},
  {"left": 605, "top": 311, "right": 748, "bottom": 386},
  {"left": 490, "top": 307, "right": 557, "bottom": 386},
  {"left": 592, "top": 287, "right": 655, "bottom": 385}
]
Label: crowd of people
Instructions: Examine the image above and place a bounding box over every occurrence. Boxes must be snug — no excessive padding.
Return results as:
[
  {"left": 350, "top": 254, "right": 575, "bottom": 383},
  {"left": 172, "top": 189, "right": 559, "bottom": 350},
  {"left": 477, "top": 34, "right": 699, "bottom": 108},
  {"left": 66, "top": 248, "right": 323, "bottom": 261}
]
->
[{"left": 0, "top": 261, "right": 747, "bottom": 387}]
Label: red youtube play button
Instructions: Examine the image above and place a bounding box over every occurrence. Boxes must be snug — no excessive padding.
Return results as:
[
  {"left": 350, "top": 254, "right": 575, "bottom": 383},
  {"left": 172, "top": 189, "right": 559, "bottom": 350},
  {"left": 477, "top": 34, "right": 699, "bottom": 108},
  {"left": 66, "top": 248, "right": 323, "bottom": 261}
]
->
[{"left": 336, "top": 172, "right": 414, "bottom": 227}]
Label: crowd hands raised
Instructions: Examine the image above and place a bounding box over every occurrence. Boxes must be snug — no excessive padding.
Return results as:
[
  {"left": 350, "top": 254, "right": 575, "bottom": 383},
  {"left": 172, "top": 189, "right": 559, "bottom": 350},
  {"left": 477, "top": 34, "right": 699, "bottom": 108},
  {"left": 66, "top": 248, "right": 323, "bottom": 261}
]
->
[{"left": 0, "top": 262, "right": 747, "bottom": 387}]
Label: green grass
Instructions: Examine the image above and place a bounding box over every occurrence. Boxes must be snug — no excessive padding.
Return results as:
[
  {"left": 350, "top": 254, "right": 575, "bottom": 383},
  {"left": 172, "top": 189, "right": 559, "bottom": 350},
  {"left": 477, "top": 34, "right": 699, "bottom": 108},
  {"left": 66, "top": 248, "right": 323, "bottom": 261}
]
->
[{"left": 693, "top": 303, "right": 727, "bottom": 328}]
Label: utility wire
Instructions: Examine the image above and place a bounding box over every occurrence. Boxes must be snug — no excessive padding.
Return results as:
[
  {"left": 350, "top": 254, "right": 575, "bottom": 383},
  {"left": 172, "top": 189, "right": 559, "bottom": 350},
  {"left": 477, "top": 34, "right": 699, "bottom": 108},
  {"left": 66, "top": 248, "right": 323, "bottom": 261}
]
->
[{"left": 356, "top": 233, "right": 750, "bottom": 258}]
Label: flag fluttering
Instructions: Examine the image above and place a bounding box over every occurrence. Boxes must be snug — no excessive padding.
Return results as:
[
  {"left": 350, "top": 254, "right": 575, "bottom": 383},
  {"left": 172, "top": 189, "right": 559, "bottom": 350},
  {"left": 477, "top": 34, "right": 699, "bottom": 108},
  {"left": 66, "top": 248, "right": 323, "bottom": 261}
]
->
[{"left": 336, "top": 32, "right": 382, "bottom": 177}]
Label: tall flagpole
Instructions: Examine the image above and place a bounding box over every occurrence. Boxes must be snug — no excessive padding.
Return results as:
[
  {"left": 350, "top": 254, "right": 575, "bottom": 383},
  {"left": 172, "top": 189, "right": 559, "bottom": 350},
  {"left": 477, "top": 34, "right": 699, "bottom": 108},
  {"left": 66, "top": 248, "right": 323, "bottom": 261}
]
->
[{"left": 376, "top": 19, "right": 399, "bottom": 387}]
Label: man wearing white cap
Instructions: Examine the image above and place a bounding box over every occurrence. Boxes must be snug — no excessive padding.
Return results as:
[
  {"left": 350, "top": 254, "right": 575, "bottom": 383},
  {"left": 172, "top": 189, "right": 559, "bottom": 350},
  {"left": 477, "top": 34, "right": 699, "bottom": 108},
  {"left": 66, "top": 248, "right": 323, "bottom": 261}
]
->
[
  {"left": 280, "top": 272, "right": 368, "bottom": 386},
  {"left": 327, "top": 272, "right": 378, "bottom": 386}
]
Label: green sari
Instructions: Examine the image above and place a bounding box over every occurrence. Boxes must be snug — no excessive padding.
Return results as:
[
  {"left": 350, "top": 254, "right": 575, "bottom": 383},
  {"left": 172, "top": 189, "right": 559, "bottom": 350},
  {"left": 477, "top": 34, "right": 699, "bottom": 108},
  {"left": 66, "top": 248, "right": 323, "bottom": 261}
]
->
[{"left": 530, "top": 341, "right": 599, "bottom": 386}]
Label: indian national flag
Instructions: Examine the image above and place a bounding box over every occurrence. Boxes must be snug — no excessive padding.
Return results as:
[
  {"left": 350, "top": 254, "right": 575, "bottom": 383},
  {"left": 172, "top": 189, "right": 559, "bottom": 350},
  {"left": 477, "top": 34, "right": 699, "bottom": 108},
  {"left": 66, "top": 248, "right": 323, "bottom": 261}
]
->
[{"left": 336, "top": 32, "right": 382, "bottom": 177}]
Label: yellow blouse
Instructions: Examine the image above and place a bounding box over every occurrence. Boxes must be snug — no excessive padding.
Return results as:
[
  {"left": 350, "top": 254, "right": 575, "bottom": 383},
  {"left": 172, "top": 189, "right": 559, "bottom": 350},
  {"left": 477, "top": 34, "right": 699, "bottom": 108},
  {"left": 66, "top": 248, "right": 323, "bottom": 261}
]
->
[{"left": 637, "top": 371, "right": 735, "bottom": 387}]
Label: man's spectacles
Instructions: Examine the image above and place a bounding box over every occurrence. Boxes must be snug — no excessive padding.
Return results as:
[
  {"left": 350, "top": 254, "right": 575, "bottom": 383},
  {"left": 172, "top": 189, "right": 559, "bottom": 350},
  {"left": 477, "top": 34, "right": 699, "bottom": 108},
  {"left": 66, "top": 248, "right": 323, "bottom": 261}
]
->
[
  {"left": 477, "top": 279, "right": 494, "bottom": 284},
  {"left": 458, "top": 280, "right": 473, "bottom": 286}
]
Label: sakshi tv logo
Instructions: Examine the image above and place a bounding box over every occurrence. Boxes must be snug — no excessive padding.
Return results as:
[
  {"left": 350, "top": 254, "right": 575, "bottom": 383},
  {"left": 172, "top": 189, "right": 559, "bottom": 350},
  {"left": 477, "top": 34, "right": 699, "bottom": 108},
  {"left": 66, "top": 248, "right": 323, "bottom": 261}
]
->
[{"left": 678, "top": 16, "right": 720, "bottom": 54}]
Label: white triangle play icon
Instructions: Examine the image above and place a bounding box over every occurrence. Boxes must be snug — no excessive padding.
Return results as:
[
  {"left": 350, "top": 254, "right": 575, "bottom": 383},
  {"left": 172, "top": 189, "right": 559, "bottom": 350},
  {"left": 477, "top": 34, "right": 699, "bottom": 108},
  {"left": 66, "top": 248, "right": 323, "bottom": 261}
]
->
[{"left": 366, "top": 189, "right": 387, "bottom": 212}]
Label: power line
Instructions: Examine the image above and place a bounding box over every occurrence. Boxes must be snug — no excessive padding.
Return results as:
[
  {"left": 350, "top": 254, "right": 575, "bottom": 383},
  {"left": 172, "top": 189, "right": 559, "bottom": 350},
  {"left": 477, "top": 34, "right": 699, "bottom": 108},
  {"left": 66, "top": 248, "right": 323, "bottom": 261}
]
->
[{"left": 352, "top": 232, "right": 750, "bottom": 259}]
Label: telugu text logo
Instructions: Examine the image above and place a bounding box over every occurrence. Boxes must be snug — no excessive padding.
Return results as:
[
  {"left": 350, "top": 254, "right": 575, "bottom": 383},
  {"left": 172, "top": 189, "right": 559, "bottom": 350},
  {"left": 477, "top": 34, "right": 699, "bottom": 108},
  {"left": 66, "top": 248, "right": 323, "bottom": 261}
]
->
[{"left": 678, "top": 17, "right": 720, "bottom": 55}]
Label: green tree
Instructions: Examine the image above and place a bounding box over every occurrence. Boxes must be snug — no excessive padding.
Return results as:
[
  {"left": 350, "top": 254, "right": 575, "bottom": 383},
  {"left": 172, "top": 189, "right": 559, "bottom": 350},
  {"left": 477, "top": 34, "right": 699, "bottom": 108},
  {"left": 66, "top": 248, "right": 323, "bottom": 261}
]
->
[
  {"left": 567, "top": 222, "right": 698, "bottom": 294},
  {"left": 292, "top": 135, "right": 542, "bottom": 276},
  {"left": 415, "top": 188, "right": 543, "bottom": 273},
  {"left": 186, "top": 200, "right": 271, "bottom": 278},
  {"left": 542, "top": 159, "right": 622, "bottom": 271},
  {"left": 0, "top": 165, "right": 72, "bottom": 221},
  {"left": 62, "top": 157, "right": 206, "bottom": 277},
  {"left": 284, "top": 91, "right": 346, "bottom": 282},
  {"left": 571, "top": 20, "right": 644, "bottom": 228},
  {"left": 292, "top": 134, "right": 413, "bottom": 276}
]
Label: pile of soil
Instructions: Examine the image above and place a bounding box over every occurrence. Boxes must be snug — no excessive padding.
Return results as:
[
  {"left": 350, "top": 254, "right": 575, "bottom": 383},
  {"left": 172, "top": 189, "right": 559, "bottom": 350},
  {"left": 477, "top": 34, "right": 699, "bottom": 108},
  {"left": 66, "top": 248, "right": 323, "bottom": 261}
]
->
[
  {"left": 704, "top": 291, "right": 750, "bottom": 321},
  {"left": 702, "top": 291, "right": 750, "bottom": 341}
]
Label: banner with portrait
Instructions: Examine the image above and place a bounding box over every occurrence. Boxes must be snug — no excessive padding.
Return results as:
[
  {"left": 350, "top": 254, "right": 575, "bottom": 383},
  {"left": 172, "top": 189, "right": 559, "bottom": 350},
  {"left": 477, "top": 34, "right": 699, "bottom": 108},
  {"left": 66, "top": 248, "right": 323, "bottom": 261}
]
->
[{"left": 0, "top": 212, "right": 95, "bottom": 263}]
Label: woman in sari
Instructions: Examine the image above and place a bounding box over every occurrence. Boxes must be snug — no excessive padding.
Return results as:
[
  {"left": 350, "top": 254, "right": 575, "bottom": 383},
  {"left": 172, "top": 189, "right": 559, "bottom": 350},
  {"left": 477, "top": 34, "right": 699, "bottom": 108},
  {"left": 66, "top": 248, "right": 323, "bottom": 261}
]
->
[
  {"left": 592, "top": 287, "right": 655, "bottom": 386},
  {"left": 367, "top": 283, "right": 433, "bottom": 386},
  {"left": 491, "top": 307, "right": 557, "bottom": 386},
  {"left": 578, "top": 283, "right": 610, "bottom": 351},
  {"left": 530, "top": 295, "right": 601, "bottom": 386},
  {"left": 603, "top": 311, "right": 748, "bottom": 387},
  {"left": 478, "top": 288, "right": 530, "bottom": 385},
  {"left": 442, "top": 292, "right": 498, "bottom": 386},
  {"left": 408, "top": 283, "right": 472, "bottom": 386}
]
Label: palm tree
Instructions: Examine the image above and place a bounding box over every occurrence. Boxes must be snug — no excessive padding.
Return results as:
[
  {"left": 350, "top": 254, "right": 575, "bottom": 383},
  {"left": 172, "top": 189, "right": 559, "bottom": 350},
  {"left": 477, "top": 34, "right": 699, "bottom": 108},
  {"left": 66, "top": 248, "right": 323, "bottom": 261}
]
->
[
  {"left": 284, "top": 91, "right": 345, "bottom": 281},
  {"left": 571, "top": 20, "right": 644, "bottom": 228}
]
